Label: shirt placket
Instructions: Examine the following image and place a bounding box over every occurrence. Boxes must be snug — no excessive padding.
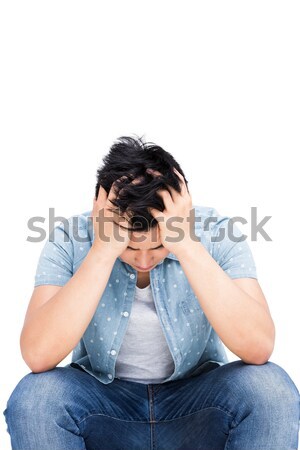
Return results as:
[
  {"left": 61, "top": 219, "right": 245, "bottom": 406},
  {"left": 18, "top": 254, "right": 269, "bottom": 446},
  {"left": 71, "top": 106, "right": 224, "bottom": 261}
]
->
[{"left": 150, "top": 266, "right": 181, "bottom": 381}]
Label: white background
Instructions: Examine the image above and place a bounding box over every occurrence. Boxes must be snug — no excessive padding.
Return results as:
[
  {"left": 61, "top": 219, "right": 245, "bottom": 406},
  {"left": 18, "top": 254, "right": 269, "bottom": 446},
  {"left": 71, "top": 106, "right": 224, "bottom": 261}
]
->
[{"left": 1, "top": 1, "right": 299, "bottom": 448}]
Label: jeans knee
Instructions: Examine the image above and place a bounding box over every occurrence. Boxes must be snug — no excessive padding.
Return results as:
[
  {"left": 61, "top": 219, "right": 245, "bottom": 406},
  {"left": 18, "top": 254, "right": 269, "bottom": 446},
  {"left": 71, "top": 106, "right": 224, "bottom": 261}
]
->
[
  {"left": 3, "top": 368, "right": 72, "bottom": 426},
  {"left": 227, "top": 361, "right": 300, "bottom": 415},
  {"left": 262, "top": 362, "right": 300, "bottom": 412}
]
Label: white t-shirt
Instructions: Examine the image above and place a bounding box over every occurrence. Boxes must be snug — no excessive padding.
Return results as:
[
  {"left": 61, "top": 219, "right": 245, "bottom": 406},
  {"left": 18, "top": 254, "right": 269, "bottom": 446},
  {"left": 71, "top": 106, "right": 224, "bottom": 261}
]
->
[{"left": 115, "top": 283, "right": 175, "bottom": 383}]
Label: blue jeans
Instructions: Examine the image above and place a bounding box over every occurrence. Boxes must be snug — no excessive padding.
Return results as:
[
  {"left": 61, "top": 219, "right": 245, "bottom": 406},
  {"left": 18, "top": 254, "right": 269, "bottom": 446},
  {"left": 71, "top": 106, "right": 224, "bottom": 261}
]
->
[{"left": 3, "top": 360, "right": 300, "bottom": 450}]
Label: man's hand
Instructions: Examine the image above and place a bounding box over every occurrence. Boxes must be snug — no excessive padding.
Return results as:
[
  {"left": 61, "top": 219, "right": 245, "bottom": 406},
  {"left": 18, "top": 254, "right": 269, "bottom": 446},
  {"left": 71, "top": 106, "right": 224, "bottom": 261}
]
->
[
  {"left": 92, "top": 179, "right": 131, "bottom": 258},
  {"left": 147, "top": 167, "right": 195, "bottom": 256}
]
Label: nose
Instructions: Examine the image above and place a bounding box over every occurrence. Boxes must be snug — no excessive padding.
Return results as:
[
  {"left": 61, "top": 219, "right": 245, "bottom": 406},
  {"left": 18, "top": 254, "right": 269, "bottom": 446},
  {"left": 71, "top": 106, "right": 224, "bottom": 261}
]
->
[{"left": 135, "top": 252, "right": 154, "bottom": 268}]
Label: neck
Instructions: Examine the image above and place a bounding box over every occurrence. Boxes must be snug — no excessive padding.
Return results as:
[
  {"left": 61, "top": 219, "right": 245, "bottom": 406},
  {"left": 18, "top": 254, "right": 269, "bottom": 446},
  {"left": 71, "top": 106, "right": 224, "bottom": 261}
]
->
[{"left": 137, "top": 272, "right": 150, "bottom": 289}]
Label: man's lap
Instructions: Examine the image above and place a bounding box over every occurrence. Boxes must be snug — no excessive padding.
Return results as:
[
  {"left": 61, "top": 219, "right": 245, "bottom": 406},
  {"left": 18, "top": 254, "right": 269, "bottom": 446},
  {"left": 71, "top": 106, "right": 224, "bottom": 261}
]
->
[{"left": 3, "top": 360, "right": 300, "bottom": 450}]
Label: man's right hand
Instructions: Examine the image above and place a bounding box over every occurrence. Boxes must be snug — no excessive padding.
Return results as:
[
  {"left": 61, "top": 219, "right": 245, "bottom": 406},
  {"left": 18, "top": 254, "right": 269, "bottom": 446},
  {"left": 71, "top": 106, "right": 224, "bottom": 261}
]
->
[{"left": 91, "top": 179, "right": 131, "bottom": 258}]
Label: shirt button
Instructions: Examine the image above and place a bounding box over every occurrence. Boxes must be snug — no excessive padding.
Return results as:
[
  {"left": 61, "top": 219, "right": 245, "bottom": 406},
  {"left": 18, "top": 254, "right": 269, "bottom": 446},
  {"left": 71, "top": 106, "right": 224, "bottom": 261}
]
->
[
  {"left": 107, "top": 374, "right": 113, "bottom": 379},
  {"left": 122, "top": 311, "right": 129, "bottom": 317},
  {"left": 129, "top": 274, "right": 135, "bottom": 279},
  {"left": 110, "top": 350, "right": 117, "bottom": 356}
]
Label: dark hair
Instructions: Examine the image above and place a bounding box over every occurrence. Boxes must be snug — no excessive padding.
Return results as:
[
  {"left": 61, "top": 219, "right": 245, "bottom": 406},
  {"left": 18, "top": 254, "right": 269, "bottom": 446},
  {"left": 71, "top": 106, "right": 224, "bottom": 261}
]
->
[{"left": 95, "top": 135, "right": 189, "bottom": 231}]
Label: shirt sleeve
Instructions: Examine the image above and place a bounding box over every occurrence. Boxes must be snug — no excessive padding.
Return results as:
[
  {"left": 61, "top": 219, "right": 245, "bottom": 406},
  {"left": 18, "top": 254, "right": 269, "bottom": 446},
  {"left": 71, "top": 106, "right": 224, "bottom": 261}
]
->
[
  {"left": 211, "top": 216, "right": 258, "bottom": 279},
  {"left": 34, "top": 220, "right": 74, "bottom": 287}
]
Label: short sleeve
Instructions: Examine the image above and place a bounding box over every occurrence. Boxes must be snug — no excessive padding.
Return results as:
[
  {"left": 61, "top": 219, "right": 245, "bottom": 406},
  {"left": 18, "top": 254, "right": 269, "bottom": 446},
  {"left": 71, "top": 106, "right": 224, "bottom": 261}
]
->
[
  {"left": 211, "top": 217, "right": 258, "bottom": 279},
  {"left": 34, "top": 220, "right": 74, "bottom": 287}
]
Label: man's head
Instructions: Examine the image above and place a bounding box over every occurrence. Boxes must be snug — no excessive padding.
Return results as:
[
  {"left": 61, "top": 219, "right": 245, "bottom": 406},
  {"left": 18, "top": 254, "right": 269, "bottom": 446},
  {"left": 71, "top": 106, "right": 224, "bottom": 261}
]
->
[
  {"left": 95, "top": 135, "right": 189, "bottom": 272},
  {"left": 95, "top": 135, "right": 189, "bottom": 232}
]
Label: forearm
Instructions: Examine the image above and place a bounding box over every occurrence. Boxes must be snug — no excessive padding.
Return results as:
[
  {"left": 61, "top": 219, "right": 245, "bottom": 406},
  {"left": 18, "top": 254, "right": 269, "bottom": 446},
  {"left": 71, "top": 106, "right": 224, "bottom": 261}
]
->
[
  {"left": 20, "top": 246, "right": 116, "bottom": 371},
  {"left": 176, "top": 241, "right": 275, "bottom": 364}
]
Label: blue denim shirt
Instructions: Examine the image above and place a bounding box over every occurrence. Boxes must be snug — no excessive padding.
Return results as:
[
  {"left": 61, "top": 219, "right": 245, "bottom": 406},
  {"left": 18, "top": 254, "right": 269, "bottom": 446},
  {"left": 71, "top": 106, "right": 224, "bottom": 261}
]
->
[{"left": 34, "top": 205, "right": 257, "bottom": 384}]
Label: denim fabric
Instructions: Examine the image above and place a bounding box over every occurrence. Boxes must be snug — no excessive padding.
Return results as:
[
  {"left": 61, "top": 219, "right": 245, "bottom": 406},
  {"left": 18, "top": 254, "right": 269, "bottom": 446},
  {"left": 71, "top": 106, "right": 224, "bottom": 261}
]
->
[
  {"left": 32, "top": 205, "right": 258, "bottom": 385},
  {"left": 3, "top": 360, "right": 300, "bottom": 449}
]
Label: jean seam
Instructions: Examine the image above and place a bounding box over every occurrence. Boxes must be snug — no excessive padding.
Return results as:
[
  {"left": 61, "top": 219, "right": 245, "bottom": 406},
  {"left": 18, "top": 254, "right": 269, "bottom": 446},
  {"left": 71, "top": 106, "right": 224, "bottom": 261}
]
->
[
  {"left": 158, "top": 405, "right": 235, "bottom": 423},
  {"left": 76, "top": 405, "right": 235, "bottom": 426},
  {"left": 77, "top": 412, "right": 151, "bottom": 426}
]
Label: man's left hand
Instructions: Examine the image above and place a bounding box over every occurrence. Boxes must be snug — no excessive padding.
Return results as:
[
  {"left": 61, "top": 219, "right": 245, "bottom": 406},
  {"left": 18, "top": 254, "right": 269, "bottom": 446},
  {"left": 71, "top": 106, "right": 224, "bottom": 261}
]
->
[{"left": 147, "top": 167, "right": 195, "bottom": 256}]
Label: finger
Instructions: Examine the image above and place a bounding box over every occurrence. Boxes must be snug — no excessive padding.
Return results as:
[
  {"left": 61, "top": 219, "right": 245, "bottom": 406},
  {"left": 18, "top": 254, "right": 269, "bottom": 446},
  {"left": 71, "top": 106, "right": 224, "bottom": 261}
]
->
[
  {"left": 166, "top": 185, "right": 182, "bottom": 202},
  {"left": 146, "top": 168, "right": 163, "bottom": 177},
  {"left": 95, "top": 185, "right": 108, "bottom": 204},
  {"left": 148, "top": 207, "right": 160, "bottom": 219},
  {"left": 147, "top": 168, "right": 178, "bottom": 200},
  {"left": 173, "top": 167, "right": 185, "bottom": 184},
  {"left": 173, "top": 167, "right": 188, "bottom": 195},
  {"left": 157, "top": 188, "right": 174, "bottom": 210},
  {"left": 107, "top": 176, "right": 128, "bottom": 204},
  {"left": 108, "top": 175, "right": 145, "bottom": 206},
  {"left": 131, "top": 176, "right": 144, "bottom": 185},
  {"left": 147, "top": 167, "right": 187, "bottom": 196}
]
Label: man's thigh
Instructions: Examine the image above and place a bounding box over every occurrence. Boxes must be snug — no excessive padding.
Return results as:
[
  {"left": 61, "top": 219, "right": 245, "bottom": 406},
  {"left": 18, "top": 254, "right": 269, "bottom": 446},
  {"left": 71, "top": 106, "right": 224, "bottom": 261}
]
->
[{"left": 150, "top": 360, "right": 299, "bottom": 450}]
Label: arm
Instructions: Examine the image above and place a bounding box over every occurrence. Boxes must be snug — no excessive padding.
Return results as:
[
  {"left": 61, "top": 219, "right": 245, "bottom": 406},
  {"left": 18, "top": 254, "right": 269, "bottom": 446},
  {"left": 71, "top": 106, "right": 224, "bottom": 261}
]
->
[
  {"left": 175, "top": 241, "right": 275, "bottom": 364},
  {"left": 21, "top": 182, "right": 131, "bottom": 372},
  {"left": 20, "top": 247, "right": 116, "bottom": 372},
  {"left": 148, "top": 166, "right": 275, "bottom": 365}
]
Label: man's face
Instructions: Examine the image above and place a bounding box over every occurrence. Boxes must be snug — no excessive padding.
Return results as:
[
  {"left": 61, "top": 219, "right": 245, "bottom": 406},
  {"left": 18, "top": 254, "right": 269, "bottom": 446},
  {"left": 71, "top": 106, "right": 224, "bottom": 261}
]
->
[{"left": 118, "top": 224, "right": 170, "bottom": 272}]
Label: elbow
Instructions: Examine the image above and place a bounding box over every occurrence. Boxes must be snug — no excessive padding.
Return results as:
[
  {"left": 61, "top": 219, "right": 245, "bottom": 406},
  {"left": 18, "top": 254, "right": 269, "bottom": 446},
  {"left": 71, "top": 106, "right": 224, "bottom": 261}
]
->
[
  {"left": 20, "top": 337, "right": 57, "bottom": 373},
  {"left": 241, "top": 336, "right": 275, "bottom": 366},
  {"left": 239, "top": 325, "right": 275, "bottom": 366},
  {"left": 241, "top": 354, "right": 271, "bottom": 365},
  {"left": 21, "top": 348, "right": 58, "bottom": 373},
  {"left": 20, "top": 347, "right": 45, "bottom": 373},
  {"left": 20, "top": 333, "right": 40, "bottom": 372},
  {"left": 22, "top": 353, "right": 57, "bottom": 373},
  {"left": 31, "top": 363, "right": 57, "bottom": 374}
]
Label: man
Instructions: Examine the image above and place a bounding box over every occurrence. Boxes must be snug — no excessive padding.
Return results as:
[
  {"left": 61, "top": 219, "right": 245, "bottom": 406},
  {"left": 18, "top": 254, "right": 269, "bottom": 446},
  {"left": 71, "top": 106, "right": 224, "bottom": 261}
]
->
[{"left": 3, "top": 136, "right": 300, "bottom": 449}]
